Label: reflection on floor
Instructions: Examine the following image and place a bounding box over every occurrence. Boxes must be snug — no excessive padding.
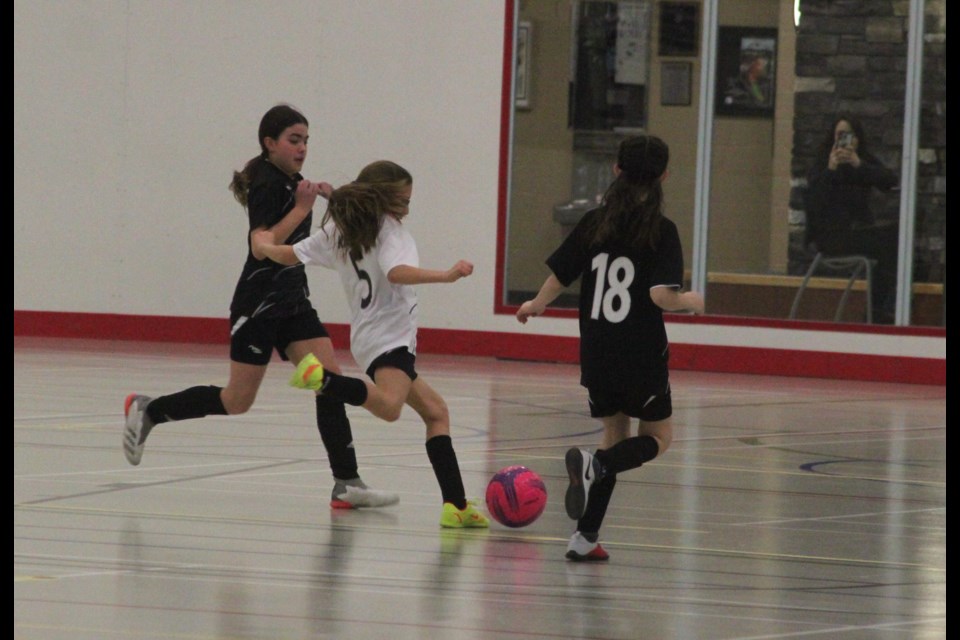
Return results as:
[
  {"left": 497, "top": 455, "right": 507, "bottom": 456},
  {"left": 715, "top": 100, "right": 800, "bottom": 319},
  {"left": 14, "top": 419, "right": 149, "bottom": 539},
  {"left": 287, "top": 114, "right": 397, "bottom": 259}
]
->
[{"left": 15, "top": 337, "right": 946, "bottom": 639}]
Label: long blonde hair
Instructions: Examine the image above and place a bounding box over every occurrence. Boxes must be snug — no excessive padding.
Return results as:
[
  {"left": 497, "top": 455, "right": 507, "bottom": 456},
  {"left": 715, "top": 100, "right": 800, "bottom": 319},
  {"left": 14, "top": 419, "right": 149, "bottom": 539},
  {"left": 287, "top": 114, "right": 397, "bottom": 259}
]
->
[{"left": 322, "top": 160, "right": 412, "bottom": 261}]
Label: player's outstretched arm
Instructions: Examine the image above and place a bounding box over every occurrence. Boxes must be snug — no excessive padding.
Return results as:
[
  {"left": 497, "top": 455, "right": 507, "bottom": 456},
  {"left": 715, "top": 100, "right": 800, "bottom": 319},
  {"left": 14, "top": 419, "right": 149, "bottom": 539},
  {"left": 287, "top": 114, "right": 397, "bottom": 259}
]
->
[
  {"left": 250, "top": 228, "right": 300, "bottom": 265},
  {"left": 517, "top": 274, "right": 565, "bottom": 324},
  {"left": 650, "top": 287, "right": 704, "bottom": 314},
  {"left": 388, "top": 260, "right": 473, "bottom": 285}
]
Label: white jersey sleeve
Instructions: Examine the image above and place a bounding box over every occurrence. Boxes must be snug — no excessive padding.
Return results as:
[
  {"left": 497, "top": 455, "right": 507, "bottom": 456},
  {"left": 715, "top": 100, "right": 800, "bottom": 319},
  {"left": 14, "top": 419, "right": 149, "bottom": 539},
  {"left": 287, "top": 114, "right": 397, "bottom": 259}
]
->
[
  {"left": 293, "top": 223, "right": 339, "bottom": 269},
  {"left": 377, "top": 216, "right": 420, "bottom": 275}
]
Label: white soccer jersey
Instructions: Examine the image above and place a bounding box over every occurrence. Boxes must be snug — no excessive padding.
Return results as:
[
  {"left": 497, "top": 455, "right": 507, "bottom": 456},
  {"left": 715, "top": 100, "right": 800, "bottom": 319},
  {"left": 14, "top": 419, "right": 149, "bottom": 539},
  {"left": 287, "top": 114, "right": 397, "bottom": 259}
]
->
[{"left": 293, "top": 215, "right": 419, "bottom": 372}]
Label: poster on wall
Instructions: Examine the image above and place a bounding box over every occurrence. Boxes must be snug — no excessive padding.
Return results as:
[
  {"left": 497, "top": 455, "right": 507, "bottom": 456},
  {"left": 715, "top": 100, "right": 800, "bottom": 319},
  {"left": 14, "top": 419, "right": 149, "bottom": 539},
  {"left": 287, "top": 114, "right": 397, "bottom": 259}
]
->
[
  {"left": 715, "top": 27, "right": 777, "bottom": 117},
  {"left": 614, "top": 1, "right": 651, "bottom": 85},
  {"left": 661, "top": 61, "right": 692, "bottom": 106}
]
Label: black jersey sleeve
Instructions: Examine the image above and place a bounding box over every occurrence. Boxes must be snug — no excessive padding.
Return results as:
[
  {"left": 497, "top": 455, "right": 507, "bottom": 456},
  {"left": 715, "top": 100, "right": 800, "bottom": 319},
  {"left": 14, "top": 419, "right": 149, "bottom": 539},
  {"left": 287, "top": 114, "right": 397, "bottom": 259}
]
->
[
  {"left": 245, "top": 164, "right": 300, "bottom": 231},
  {"left": 546, "top": 209, "right": 598, "bottom": 287},
  {"left": 247, "top": 181, "right": 288, "bottom": 231},
  {"left": 650, "top": 218, "right": 684, "bottom": 288}
]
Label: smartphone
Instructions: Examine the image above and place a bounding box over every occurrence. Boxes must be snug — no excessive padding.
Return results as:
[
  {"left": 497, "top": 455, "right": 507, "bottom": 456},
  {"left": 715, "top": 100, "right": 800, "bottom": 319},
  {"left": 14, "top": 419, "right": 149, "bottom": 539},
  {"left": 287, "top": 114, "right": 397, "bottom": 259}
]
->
[{"left": 837, "top": 131, "right": 854, "bottom": 149}]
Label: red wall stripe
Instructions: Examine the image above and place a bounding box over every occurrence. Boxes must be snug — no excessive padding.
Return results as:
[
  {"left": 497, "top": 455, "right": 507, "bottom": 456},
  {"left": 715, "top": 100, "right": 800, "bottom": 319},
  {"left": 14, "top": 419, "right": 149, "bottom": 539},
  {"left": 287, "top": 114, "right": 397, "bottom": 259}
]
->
[{"left": 14, "top": 310, "right": 944, "bottom": 386}]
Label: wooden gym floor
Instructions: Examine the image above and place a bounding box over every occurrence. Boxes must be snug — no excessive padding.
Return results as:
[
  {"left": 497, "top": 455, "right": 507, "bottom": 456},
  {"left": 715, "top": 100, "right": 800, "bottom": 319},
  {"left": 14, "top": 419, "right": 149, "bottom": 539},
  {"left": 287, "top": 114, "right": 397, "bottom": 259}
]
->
[{"left": 14, "top": 336, "right": 945, "bottom": 639}]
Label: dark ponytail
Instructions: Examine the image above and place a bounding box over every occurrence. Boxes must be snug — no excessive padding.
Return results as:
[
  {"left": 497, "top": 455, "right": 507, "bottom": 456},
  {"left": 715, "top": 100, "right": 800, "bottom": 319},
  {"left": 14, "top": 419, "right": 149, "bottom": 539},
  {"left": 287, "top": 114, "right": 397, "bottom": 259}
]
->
[{"left": 583, "top": 135, "right": 669, "bottom": 250}]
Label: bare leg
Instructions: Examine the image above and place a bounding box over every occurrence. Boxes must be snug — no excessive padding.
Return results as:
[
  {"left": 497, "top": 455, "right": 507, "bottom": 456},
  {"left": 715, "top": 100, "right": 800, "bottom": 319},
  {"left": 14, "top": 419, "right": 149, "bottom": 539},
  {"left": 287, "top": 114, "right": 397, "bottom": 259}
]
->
[
  {"left": 123, "top": 357, "right": 265, "bottom": 466},
  {"left": 600, "top": 413, "right": 631, "bottom": 449},
  {"left": 405, "top": 377, "right": 480, "bottom": 524},
  {"left": 638, "top": 416, "right": 673, "bottom": 455},
  {"left": 220, "top": 361, "right": 268, "bottom": 414},
  {"left": 405, "top": 377, "right": 450, "bottom": 439},
  {"left": 358, "top": 368, "right": 412, "bottom": 422}
]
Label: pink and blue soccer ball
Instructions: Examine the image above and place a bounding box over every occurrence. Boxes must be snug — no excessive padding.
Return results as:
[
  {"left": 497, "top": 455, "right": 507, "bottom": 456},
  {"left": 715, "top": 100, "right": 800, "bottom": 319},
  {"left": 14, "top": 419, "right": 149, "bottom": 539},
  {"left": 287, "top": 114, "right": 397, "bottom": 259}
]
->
[{"left": 485, "top": 465, "right": 548, "bottom": 528}]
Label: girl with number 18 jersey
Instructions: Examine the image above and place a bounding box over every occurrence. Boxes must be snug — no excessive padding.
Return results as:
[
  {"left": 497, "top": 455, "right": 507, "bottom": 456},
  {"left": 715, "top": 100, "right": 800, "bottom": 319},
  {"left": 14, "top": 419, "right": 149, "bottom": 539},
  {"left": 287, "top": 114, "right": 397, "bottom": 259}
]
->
[{"left": 517, "top": 135, "right": 703, "bottom": 561}]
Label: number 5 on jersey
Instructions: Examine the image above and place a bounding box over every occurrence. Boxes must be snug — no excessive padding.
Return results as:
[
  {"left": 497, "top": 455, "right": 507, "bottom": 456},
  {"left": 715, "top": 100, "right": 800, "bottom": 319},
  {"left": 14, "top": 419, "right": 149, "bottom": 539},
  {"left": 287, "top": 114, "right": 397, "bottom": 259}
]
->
[{"left": 351, "top": 256, "right": 372, "bottom": 309}]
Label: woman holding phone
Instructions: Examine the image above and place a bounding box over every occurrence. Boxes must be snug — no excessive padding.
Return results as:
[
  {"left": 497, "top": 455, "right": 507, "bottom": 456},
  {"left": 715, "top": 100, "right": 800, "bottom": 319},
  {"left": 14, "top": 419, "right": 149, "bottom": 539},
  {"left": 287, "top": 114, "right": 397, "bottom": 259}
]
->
[{"left": 804, "top": 114, "right": 899, "bottom": 323}]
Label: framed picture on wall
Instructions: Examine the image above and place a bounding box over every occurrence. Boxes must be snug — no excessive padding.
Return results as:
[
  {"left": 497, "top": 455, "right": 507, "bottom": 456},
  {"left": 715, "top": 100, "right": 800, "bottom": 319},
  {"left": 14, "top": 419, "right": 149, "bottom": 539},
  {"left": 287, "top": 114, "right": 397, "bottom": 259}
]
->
[
  {"left": 659, "top": 2, "right": 699, "bottom": 56},
  {"left": 515, "top": 20, "right": 532, "bottom": 109},
  {"left": 715, "top": 27, "right": 777, "bottom": 117},
  {"left": 661, "top": 61, "right": 692, "bottom": 106}
]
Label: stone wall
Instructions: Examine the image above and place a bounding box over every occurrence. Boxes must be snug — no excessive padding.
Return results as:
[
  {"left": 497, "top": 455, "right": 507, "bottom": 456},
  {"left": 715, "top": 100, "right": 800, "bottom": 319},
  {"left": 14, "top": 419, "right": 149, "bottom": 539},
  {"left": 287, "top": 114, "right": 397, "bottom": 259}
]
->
[{"left": 789, "top": 0, "right": 945, "bottom": 281}]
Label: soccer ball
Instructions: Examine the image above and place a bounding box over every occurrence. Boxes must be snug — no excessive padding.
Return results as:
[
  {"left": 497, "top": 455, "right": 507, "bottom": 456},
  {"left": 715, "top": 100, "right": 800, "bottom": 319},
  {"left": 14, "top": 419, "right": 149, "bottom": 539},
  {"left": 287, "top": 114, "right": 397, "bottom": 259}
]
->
[{"left": 485, "top": 465, "right": 547, "bottom": 528}]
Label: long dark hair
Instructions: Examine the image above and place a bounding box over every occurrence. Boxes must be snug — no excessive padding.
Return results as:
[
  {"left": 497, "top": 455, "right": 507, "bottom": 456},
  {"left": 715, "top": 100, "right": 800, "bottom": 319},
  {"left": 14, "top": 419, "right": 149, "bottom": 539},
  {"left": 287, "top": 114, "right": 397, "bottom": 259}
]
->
[
  {"left": 322, "top": 160, "right": 413, "bottom": 261},
  {"left": 815, "top": 113, "right": 870, "bottom": 161},
  {"left": 229, "top": 104, "right": 309, "bottom": 207},
  {"left": 582, "top": 135, "right": 669, "bottom": 250}
]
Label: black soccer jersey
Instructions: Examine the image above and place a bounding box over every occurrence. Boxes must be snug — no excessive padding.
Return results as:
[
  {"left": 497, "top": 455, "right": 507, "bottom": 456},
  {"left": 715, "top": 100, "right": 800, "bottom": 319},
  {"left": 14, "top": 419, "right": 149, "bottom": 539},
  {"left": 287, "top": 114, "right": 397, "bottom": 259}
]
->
[
  {"left": 546, "top": 208, "right": 684, "bottom": 393},
  {"left": 230, "top": 162, "right": 313, "bottom": 319}
]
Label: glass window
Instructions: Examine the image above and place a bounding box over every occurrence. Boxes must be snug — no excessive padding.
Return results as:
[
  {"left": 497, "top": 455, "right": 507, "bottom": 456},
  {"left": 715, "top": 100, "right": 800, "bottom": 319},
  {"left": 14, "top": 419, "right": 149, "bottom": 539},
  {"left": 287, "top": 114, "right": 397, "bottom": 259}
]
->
[{"left": 498, "top": 0, "right": 945, "bottom": 329}]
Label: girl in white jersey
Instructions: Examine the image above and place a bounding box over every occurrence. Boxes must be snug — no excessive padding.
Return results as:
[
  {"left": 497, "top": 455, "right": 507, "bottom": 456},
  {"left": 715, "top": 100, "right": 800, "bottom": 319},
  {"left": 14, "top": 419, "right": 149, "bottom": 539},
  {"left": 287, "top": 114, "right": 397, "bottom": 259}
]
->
[
  {"left": 252, "top": 160, "right": 488, "bottom": 529},
  {"left": 517, "top": 135, "right": 703, "bottom": 561}
]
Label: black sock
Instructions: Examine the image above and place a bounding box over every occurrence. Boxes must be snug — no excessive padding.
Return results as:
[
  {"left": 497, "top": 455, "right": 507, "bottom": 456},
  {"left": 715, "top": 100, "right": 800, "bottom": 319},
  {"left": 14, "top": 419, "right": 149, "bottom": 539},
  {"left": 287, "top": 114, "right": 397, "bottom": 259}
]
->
[
  {"left": 320, "top": 372, "right": 369, "bottom": 407},
  {"left": 316, "top": 395, "right": 359, "bottom": 481},
  {"left": 596, "top": 435, "right": 660, "bottom": 475},
  {"left": 145, "top": 385, "right": 227, "bottom": 424},
  {"left": 577, "top": 474, "right": 617, "bottom": 534},
  {"left": 425, "top": 435, "right": 466, "bottom": 509}
]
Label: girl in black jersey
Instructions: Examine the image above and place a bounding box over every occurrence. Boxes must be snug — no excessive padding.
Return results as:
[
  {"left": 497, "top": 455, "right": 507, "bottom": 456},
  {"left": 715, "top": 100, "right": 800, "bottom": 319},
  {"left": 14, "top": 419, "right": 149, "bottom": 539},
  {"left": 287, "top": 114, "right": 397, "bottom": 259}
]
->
[
  {"left": 122, "top": 104, "right": 397, "bottom": 510},
  {"left": 517, "top": 135, "right": 703, "bottom": 561}
]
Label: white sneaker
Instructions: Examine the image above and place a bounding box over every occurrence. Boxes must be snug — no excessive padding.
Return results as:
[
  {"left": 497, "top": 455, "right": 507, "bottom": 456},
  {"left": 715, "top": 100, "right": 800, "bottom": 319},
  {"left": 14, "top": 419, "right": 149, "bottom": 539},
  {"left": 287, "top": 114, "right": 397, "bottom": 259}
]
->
[
  {"left": 330, "top": 480, "right": 399, "bottom": 509},
  {"left": 565, "top": 531, "right": 609, "bottom": 562},
  {"left": 123, "top": 394, "right": 155, "bottom": 466}
]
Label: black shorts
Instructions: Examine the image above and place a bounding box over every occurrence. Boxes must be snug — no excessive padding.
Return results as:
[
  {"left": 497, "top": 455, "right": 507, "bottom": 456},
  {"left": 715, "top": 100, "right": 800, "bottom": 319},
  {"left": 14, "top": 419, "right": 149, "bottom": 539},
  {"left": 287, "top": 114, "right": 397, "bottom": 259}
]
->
[
  {"left": 587, "top": 383, "right": 672, "bottom": 422},
  {"left": 367, "top": 347, "right": 418, "bottom": 382},
  {"left": 229, "top": 308, "right": 329, "bottom": 366}
]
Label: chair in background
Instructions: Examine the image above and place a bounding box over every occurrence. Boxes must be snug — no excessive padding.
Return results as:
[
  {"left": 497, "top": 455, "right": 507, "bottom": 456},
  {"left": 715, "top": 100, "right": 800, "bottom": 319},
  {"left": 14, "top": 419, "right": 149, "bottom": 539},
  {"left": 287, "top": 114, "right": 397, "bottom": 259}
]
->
[{"left": 789, "top": 246, "right": 876, "bottom": 322}]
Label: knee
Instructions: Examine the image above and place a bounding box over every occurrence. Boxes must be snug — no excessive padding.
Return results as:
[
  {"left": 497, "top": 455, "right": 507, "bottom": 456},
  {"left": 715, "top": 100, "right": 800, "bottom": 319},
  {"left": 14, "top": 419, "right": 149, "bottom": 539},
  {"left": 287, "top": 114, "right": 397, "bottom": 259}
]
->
[
  {"left": 656, "top": 441, "right": 670, "bottom": 456},
  {"left": 642, "top": 421, "right": 673, "bottom": 455},
  {"left": 225, "top": 400, "right": 254, "bottom": 415},
  {"left": 380, "top": 405, "right": 404, "bottom": 423},
  {"left": 422, "top": 399, "right": 449, "bottom": 427},
  {"left": 372, "top": 398, "right": 403, "bottom": 422},
  {"left": 222, "top": 391, "right": 256, "bottom": 415},
  {"left": 653, "top": 432, "right": 672, "bottom": 455}
]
